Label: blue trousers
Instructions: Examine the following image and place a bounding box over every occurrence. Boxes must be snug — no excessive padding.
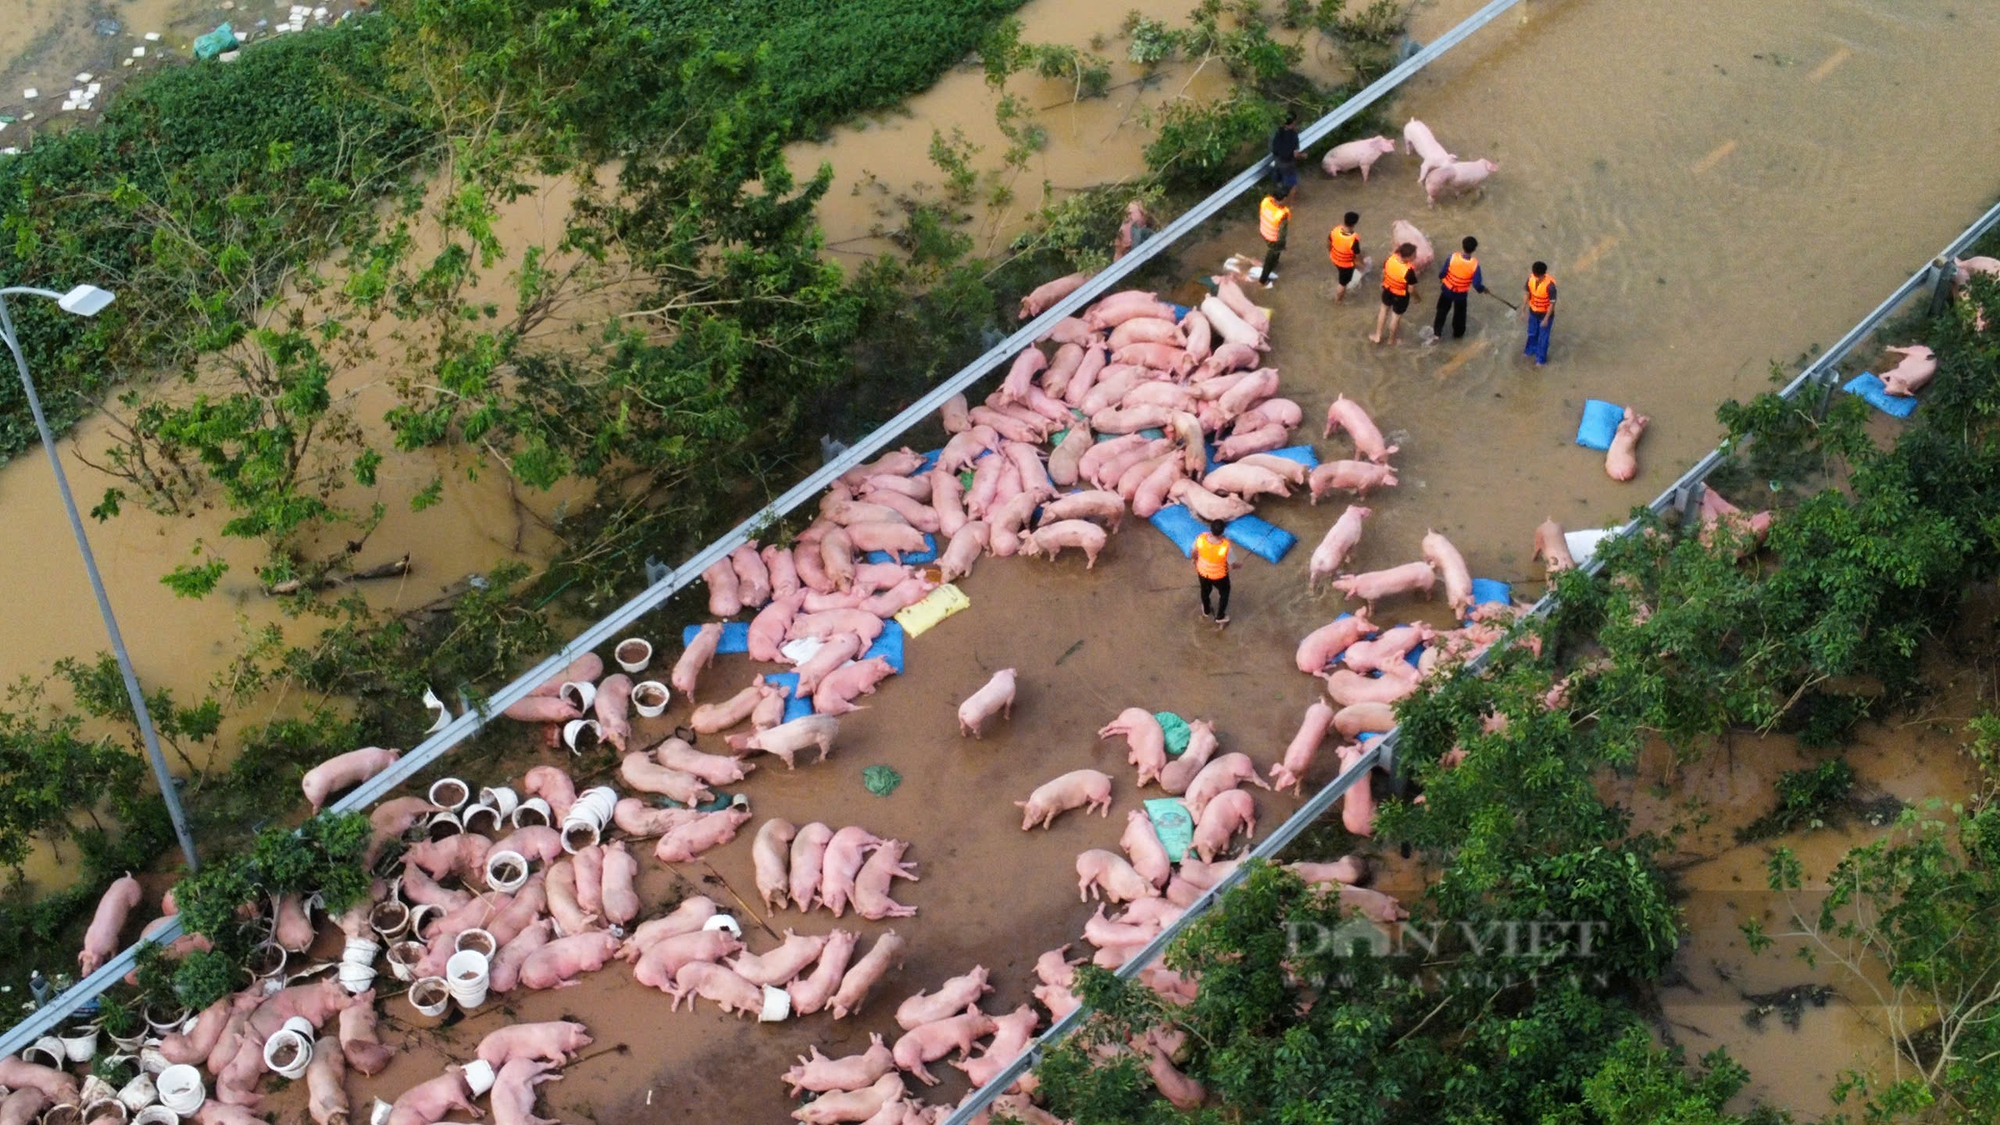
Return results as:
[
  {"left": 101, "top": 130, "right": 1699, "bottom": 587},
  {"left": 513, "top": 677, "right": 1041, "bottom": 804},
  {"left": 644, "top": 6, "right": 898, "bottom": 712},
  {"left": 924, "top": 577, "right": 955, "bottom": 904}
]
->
[{"left": 1524, "top": 312, "right": 1553, "bottom": 364}]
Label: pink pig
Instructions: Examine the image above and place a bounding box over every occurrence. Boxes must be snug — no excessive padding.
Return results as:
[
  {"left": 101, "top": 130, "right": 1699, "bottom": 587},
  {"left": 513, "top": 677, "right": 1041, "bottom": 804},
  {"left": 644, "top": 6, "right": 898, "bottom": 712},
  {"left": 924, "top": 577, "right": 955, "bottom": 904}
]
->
[
  {"left": 1605, "top": 408, "right": 1649, "bottom": 481},
  {"left": 654, "top": 807, "right": 753, "bottom": 863},
  {"left": 1333, "top": 561, "right": 1437, "bottom": 609},
  {"left": 1295, "top": 610, "right": 1375, "bottom": 673},
  {"left": 1424, "top": 158, "right": 1499, "bottom": 206},
  {"left": 1390, "top": 219, "right": 1435, "bottom": 272},
  {"left": 1077, "top": 849, "right": 1160, "bottom": 903},
  {"left": 1020, "top": 519, "right": 1110, "bottom": 567},
  {"left": 786, "top": 928, "right": 858, "bottom": 1016},
  {"left": 1879, "top": 344, "right": 1938, "bottom": 396},
  {"left": 790, "top": 822, "right": 834, "bottom": 911},
  {"left": 1183, "top": 753, "right": 1270, "bottom": 815},
  {"left": 831, "top": 930, "right": 906, "bottom": 1019},
  {"left": 1309, "top": 459, "right": 1397, "bottom": 502},
  {"left": 762, "top": 544, "right": 800, "bottom": 600},
  {"left": 821, "top": 825, "right": 884, "bottom": 918},
  {"left": 519, "top": 931, "right": 619, "bottom": 990},
  {"left": 785, "top": 1031, "right": 895, "bottom": 1095},
  {"left": 893, "top": 1012, "right": 997, "bottom": 1086},
  {"left": 1121, "top": 809, "right": 1172, "bottom": 888},
  {"left": 957, "top": 668, "right": 1017, "bottom": 738},
  {"left": 1421, "top": 530, "right": 1474, "bottom": 615},
  {"left": 1308, "top": 504, "right": 1371, "bottom": 593},
  {"left": 1324, "top": 395, "right": 1398, "bottom": 462},
  {"left": 666, "top": 961, "right": 765, "bottom": 1017},
  {"left": 1321, "top": 135, "right": 1397, "bottom": 181},
  {"left": 300, "top": 746, "right": 400, "bottom": 811},
  {"left": 1192, "top": 789, "right": 1257, "bottom": 861},
  {"left": 1100, "top": 707, "right": 1168, "bottom": 787},
  {"left": 1269, "top": 701, "right": 1335, "bottom": 794},
  {"left": 731, "top": 543, "right": 772, "bottom": 608},
  {"left": 814, "top": 655, "right": 896, "bottom": 717},
  {"left": 852, "top": 838, "right": 920, "bottom": 920},
  {"left": 1402, "top": 118, "right": 1455, "bottom": 183},
  {"left": 702, "top": 557, "right": 742, "bottom": 618},
  {"left": 77, "top": 873, "right": 142, "bottom": 975},
  {"left": 477, "top": 1021, "right": 592, "bottom": 1069},
  {"left": 1322, "top": 668, "right": 1418, "bottom": 707},
  {"left": 385, "top": 1071, "right": 479, "bottom": 1125},
  {"left": 1336, "top": 743, "right": 1378, "bottom": 836},
  {"left": 995, "top": 346, "right": 1048, "bottom": 406},
  {"left": 1017, "top": 769, "right": 1115, "bottom": 830}
]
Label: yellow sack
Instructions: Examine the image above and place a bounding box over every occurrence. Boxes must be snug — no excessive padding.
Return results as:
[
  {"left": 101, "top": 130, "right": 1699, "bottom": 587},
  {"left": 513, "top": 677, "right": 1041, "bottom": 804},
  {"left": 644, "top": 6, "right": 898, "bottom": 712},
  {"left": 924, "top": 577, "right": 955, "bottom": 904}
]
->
[{"left": 895, "top": 583, "right": 970, "bottom": 638}]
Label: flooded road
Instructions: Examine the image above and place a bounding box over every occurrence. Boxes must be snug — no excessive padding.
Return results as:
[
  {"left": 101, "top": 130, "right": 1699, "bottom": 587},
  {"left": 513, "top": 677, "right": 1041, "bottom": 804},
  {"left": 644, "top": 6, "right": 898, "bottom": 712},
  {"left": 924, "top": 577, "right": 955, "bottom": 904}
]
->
[{"left": 2, "top": 0, "right": 1998, "bottom": 1116}]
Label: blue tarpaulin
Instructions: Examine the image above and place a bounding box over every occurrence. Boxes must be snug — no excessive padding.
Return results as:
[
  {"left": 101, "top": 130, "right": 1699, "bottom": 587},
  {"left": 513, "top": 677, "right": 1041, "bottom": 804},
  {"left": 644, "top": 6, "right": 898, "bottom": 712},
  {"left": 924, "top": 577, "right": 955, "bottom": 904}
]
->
[
  {"left": 1842, "top": 373, "right": 1920, "bottom": 418},
  {"left": 680, "top": 621, "right": 750, "bottom": 654}
]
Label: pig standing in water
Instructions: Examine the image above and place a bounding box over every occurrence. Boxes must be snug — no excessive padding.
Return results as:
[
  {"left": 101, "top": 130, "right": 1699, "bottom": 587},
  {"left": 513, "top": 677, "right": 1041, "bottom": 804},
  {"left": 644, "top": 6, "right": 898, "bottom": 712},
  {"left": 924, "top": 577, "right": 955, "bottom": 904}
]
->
[
  {"left": 1309, "top": 505, "right": 1371, "bottom": 594},
  {"left": 1269, "top": 701, "right": 1334, "bottom": 794},
  {"left": 78, "top": 873, "right": 143, "bottom": 975},
  {"left": 1421, "top": 530, "right": 1474, "bottom": 616},
  {"left": 673, "top": 622, "right": 723, "bottom": 702},
  {"left": 1324, "top": 395, "right": 1398, "bottom": 463},
  {"left": 1333, "top": 561, "right": 1437, "bottom": 610},
  {"left": 1295, "top": 610, "right": 1374, "bottom": 673},
  {"left": 957, "top": 669, "right": 1017, "bottom": 738},
  {"left": 301, "top": 746, "right": 400, "bottom": 811},
  {"left": 1321, "top": 135, "right": 1397, "bottom": 182},
  {"left": 1605, "top": 409, "right": 1649, "bottom": 481},
  {"left": 1310, "top": 459, "right": 1397, "bottom": 502},
  {"left": 1533, "top": 518, "right": 1575, "bottom": 574},
  {"left": 1423, "top": 158, "right": 1499, "bottom": 206},
  {"left": 1076, "top": 849, "right": 1160, "bottom": 903},
  {"left": 1402, "top": 118, "right": 1455, "bottom": 183},
  {"left": 1020, "top": 519, "right": 1110, "bottom": 567}
]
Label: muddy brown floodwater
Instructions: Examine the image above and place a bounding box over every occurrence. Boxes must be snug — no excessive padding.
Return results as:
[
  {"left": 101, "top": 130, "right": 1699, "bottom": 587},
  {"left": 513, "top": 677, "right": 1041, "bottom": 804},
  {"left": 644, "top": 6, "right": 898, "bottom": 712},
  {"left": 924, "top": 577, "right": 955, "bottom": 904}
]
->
[{"left": 12, "top": 0, "right": 2000, "bottom": 1118}]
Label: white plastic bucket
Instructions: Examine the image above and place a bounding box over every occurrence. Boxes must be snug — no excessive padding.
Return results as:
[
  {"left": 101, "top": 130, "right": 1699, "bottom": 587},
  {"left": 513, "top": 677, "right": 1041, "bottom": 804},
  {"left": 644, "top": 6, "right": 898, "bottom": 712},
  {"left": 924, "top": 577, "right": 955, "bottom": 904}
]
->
[
  {"left": 154, "top": 1067, "right": 203, "bottom": 1116},
  {"left": 343, "top": 936, "right": 382, "bottom": 963},
  {"left": 702, "top": 914, "right": 742, "bottom": 937},
  {"left": 387, "top": 940, "right": 425, "bottom": 982},
  {"left": 80, "top": 1077, "right": 115, "bottom": 1107},
  {"left": 368, "top": 1100, "right": 392, "bottom": 1125},
  {"left": 131, "top": 1108, "right": 177, "bottom": 1125},
  {"left": 82, "top": 1097, "right": 128, "bottom": 1125},
  {"left": 338, "top": 962, "right": 378, "bottom": 994},
  {"left": 425, "top": 810, "right": 464, "bottom": 841},
  {"left": 461, "top": 804, "right": 503, "bottom": 835},
  {"left": 262, "top": 1022, "right": 312, "bottom": 1079},
  {"left": 24, "top": 1035, "right": 64, "bottom": 1067},
  {"left": 43, "top": 1105, "right": 83, "bottom": 1125},
  {"left": 427, "top": 777, "right": 470, "bottom": 812},
  {"left": 614, "top": 638, "right": 653, "bottom": 674},
  {"left": 483, "top": 850, "right": 528, "bottom": 893},
  {"left": 407, "top": 903, "right": 442, "bottom": 939},
  {"left": 512, "top": 797, "right": 551, "bottom": 828},
  {"left": 561, "top": 719, "right": 602, "bottom": 754},
  {"left": 631, "top": 681, "right": 670, "bottom": 718},
  {"left": 407, "top": 978, "right": 451, "bottom": 1019},
  {"left": 559, "top": 681, "right": 596, "bottom": 712},
  {"left": 454, "top": 928, "right": 497, "bottom": 959},
  {"left": 758, "top": 985, "right": 792, "bottom": 1022},
  {"left": 247, "top": 940, "right": 287, "bottom": 981},
  {"left": 460, "top": 1060, "right": 496, "bottom": 1098},
  {"left": 61, "top": 1025, "right": 99, "bottom": 1062},
  {"left": 446, "top": 951, "right": 490, "bottom": 1009},
  {"left": 561, "top": 787, "right": 617, "bottom": 853},
  {"left": 137, "top": 1048, "right": 170, "bottom": 1076},
  {"left": 478, "top": 786, "right": 520, "bottom": 820},
  {"left": 369, "top": 899, "right": 410, "bottom": 940},
  {"left": 115, "top": 1073, "right": 156, "bottom": 1112}
]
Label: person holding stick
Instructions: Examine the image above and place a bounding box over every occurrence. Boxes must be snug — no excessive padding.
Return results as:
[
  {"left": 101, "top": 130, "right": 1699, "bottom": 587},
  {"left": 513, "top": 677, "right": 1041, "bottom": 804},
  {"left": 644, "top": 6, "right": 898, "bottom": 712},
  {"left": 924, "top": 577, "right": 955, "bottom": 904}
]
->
[{"left": 1429, "top": 236, "right": 1487, "bottom": 342}]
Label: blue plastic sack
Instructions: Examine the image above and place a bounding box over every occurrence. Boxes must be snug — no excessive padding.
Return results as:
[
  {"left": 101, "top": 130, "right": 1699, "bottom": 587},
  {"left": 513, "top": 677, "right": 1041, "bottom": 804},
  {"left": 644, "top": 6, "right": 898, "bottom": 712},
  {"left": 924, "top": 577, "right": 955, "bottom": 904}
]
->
[
  {"left": 1205, "top": 443, "right": 1319, "bottom": 474},
  {"left": 681, "top": 621, "right": 750, "bottom": 654},
  {"left": 1469, "top": 578, "right": 1512, "bottom": 608},
  {"left": 1842, "top": 373, "right": 1919, "bottom": 418},
  {"left": 1576, "top": 399, "right": 1625, "bottom": 451},
  {"left": 1223, "top": 514, "right": 1297, "bottom": 563},
  {"left": 1167, "top": 302, "right": 1193, "bottom": 322},
  {"left": 862, "top": 621, "right": 906, "bottom": 674},
  {"left": 863, "top": 533, "right": 938, "bottom": 566},
  {"left": 761, "top": 672, "right": 817, "bottom": 722},
  {"left": 914, "top": 449, "right": 941, "bottom": 475},
  {"left": 1148, "top": 505, "right": 1296, "bottom": 563}
]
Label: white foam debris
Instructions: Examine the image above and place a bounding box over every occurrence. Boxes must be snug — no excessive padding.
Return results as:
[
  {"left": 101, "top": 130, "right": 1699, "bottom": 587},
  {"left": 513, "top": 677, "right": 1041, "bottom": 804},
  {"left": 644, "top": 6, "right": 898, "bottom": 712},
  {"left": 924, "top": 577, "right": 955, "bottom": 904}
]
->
[
  {"left": 144, "top": 31, "right": 161, "bottom": 41},
  {"left": 74, "top": 72, "right": 93, "bottom": 83},
  {"left": 21, "top": 89, "right": 37, "bottom": 100},
  {"left": 133, "top": 46, "right": 147, "bottom": 57}
]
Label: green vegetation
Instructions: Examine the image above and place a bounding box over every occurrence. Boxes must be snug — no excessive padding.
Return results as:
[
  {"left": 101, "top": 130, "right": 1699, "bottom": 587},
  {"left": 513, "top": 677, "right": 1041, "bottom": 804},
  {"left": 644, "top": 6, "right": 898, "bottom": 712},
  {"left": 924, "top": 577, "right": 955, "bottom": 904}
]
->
[{"left": 1738, "top": 759, "right": 1857, "bottom": 841}]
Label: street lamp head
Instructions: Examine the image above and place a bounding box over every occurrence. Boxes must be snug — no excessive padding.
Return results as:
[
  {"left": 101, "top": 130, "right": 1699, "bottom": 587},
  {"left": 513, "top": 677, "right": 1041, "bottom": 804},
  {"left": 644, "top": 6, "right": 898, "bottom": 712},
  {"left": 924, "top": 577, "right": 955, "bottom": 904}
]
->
[{"left": 57, "top": 285, "right": 115, "bottom": 317}]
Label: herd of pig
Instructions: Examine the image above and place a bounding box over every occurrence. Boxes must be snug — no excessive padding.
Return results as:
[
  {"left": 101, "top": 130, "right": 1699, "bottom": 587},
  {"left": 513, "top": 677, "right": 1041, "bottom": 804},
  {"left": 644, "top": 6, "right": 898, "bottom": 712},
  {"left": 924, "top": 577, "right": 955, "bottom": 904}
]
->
[{"left": 1318, "top": 119, "right": 1498, "bottom": 207}]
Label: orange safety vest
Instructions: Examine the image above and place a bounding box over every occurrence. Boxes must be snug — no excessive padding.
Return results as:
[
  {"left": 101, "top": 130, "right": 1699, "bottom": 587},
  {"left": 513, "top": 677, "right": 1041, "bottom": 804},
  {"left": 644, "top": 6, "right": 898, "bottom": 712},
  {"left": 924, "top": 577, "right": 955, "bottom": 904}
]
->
[
  {"left": 1382, "top": 255, "right": 1412, "bottom": 297},
  {"left": 1328, "top": 227, "right": 1359, "bottom": 268},
  {"left": 1258, "top": 197, "right": 1291, "bottom": 244},
  {"left": 1442, "top": 252, "right": 1479, "bottom": 293},
  {"left": 1194, "top": 533, "right": 1231, "bottom": 579},
  {"left": 1526, "top": 274, "right": 1555, "bottom": 313}
]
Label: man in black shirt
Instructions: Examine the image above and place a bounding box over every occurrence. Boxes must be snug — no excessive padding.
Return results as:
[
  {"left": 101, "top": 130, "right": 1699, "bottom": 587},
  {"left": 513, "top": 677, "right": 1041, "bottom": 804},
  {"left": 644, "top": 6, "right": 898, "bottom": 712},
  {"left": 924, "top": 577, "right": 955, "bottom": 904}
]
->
[{"left": 1270, "top": 112, "right": 1301, "bottom": 196}]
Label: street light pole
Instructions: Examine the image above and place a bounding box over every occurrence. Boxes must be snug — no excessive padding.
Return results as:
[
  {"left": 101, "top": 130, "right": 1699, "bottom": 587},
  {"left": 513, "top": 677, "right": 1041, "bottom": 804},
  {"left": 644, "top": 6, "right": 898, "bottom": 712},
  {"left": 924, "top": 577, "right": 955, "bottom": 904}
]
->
[{"left": 0, "top": 285, "right": 200, "bottom": 872}]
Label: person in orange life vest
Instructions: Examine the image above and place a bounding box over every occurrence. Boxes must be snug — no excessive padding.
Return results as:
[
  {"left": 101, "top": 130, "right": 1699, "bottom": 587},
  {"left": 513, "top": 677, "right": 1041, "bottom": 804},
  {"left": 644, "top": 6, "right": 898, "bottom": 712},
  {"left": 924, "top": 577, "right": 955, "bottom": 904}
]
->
[
  {"left": 1428, "top": 235, "right": 1487, "bottom": 343},
  {"left": 1327, "top": 212, "right": 1371, "bottom": 304},
  {"left": 1522, "top": 260, "right": 1559, "bottom": 365},
  {"left": 1367, "top": 242, "right": 1422, "bottom": 346},
  {"left": 1256, "top": 185, "right": 1294, "bottom": 289},
  {"left": 1193, "top": 519, "right": 1233, "bottom": 625}
]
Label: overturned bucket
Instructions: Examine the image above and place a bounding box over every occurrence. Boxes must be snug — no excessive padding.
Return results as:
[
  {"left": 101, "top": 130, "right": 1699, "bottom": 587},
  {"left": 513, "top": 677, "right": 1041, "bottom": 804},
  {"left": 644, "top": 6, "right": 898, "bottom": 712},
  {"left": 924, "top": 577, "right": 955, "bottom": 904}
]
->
[
  {"left": 758, "top": 985, "right": 792, "bottom": 1023},
  {"left": 511, "top": 797, "right": 552, "bottom": 829},
  {"left": 425, "top": 810, "right": 464, "bottom": 841},
  {"left": 561, "top": 719, "right": 602, "bottom": 755},
  {"left": 561, "top": 787, "right": 617, "bottom": 853},
  {"left": 558, "top": 681, "right": 596, "bottom": 713},
  {"left": 461, "top": 803, "right": 503, "bottom": 836}
]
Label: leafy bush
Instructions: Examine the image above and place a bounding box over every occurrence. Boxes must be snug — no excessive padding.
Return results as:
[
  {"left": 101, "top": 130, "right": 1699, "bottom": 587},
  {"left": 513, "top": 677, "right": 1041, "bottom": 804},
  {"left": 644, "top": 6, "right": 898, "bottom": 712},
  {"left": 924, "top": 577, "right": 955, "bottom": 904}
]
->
[{"left": 1738, "top": 759, "right": 1856, "bottom": 841}]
